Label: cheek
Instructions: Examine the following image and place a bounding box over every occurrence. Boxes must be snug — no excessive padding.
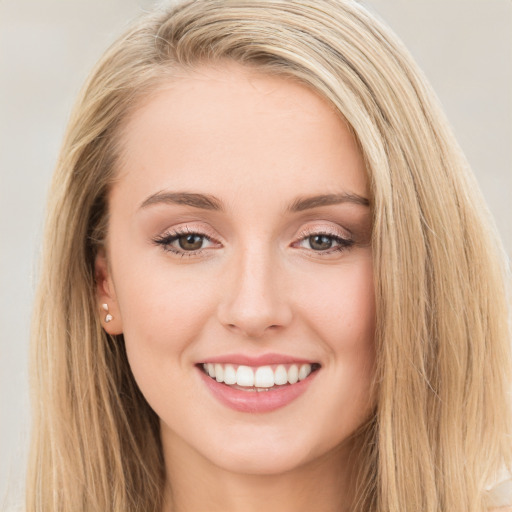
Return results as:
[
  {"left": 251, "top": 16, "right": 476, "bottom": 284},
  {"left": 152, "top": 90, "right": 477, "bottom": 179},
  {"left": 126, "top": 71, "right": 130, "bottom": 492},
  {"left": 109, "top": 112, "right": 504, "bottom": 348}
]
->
[
  {"left": 115, "top": 256, "right": 217, "bottom": 339},
  {"left": 300, "top": 257, "right": 376, "bottom": 407},
  {"left": 111, "top": 255, "right": 223, "bottom": 391},
  {"left": 300, "top": 257, "right": 375, "bottom": 350},
  {"left": 114, "top": 268, "right": 221, "bottom": 413},
  {"left": 332, "top": 260, "right": 376, "bottom": 385}
]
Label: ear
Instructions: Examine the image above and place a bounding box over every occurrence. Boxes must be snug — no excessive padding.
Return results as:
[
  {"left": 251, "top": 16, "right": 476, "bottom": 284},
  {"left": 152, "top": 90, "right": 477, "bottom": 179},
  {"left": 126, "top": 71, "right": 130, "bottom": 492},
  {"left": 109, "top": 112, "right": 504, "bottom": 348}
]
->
[{"left": 95, "top": 248, "right": 123, "bottom": 335}]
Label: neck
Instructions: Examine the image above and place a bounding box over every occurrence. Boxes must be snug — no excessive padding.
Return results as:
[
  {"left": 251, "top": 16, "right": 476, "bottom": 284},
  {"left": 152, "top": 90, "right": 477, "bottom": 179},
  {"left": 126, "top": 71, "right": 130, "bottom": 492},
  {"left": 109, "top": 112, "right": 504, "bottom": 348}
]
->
[{"left": 161, "top": 431, "right": 361, "bottom": 512}]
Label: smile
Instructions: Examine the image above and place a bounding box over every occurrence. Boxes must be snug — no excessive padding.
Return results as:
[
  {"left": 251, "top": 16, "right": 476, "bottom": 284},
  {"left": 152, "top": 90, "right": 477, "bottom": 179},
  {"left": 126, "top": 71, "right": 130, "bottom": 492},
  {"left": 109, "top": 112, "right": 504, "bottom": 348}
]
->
[
  {"left": 201, "top": 362, "right": 320, "bottom": 390},
  {"left": 197, "top": 358, "right": 321, "bottom": 413}
]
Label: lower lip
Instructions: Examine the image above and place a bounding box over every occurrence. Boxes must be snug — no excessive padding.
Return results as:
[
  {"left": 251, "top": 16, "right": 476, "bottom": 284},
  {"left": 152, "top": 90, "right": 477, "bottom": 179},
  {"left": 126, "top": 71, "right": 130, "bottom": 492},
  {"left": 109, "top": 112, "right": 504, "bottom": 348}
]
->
[{"left": 198, "top": 367, "right": 318, "bottom": 413}]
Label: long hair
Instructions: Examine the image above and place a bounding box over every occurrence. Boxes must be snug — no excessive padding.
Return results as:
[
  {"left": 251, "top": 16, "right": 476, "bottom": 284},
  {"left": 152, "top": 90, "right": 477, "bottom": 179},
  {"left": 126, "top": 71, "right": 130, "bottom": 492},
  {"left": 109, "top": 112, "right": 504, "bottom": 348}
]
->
[{"left": 28, "top": 1, "right": 512, "bottom": 510}]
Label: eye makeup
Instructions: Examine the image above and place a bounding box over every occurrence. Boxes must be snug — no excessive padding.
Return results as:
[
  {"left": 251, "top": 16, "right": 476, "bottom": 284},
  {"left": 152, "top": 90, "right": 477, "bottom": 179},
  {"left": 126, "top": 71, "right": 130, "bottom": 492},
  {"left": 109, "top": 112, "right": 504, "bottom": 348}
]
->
[
  {"left": 151, "top": 223, "right": 359, "bottom": 259},
  {"left": 152, "top": 226, "right": 221, "bottom": 257}
]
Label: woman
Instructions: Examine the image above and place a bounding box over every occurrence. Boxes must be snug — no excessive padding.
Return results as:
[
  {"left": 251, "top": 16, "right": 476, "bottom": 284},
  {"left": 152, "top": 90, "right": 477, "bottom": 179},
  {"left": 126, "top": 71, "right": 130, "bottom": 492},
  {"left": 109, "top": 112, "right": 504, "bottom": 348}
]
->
[{"left": 27, "top": 0, "right": 512, "bottom": 511}]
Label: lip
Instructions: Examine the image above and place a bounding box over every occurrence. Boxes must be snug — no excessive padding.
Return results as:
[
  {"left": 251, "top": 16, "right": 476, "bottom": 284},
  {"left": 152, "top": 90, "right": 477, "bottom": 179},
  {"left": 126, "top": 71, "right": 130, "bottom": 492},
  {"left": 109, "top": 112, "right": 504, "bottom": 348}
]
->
[
  {"left": 197, "top": 360, "right": 319, "bottom": 413},
  {"left": 199, "top": 352, "right": 317, "bottom": 366}
]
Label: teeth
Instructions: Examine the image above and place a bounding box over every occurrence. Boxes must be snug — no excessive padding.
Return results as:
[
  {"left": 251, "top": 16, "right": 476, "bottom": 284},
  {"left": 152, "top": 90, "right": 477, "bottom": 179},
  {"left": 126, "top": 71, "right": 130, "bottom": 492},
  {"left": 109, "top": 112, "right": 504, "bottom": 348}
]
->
[
  {"left": 236, "top": 365, "right": 254, "bottom": 386},
  {"left": 254, "top": 366, "right": 274, "bottom": 388},
  {"left": 214, "top": 363, "right": 224, "bottom": 382},
  {"left": 298, "top": 364, "right": 310, "bottom": 381},
  {"left": 202, "top": 362, "right": 314, "bottom": 388},
  {"left": 288, "top": 364, "right": 299, "bottom": 384},
  {"left": 274, "top": 365, "right": 288, "bottom": 385},
  {"left": 223, "top": 364, "right": 237, "bottom": 385}
]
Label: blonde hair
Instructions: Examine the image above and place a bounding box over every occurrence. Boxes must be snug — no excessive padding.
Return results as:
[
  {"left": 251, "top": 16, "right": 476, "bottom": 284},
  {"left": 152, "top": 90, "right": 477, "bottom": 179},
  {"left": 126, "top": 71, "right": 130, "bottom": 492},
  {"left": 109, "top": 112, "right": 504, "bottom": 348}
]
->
[{"left": 28, "top": 1, "right": 512, "bottom": 511}]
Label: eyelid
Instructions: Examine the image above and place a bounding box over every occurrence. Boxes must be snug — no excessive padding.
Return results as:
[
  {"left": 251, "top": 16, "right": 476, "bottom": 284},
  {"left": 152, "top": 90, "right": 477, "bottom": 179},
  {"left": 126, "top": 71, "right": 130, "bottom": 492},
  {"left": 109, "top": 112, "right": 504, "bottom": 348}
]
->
[
  {"left": 154, "top": 222, "right": 222, "bottom": 241},
  {"left": 151, "top": 221, "right": 356, "bottom": 257},
  {"left": 152, "top": 223, "right": 223, "bottom": 256},
  {"left": 291, "top": 222, "right": 355, "bottom": 255},
  {"left": 294, "top": 222, "right": 352, "bottom": 242}
]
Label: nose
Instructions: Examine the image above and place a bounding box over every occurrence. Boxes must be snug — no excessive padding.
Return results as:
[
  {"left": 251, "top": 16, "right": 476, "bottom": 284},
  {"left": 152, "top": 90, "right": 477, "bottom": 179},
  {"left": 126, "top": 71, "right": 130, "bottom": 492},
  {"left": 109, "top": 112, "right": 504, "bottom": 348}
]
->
[{"left": 216, "top": 247, "right": 293, "bottom": 339}]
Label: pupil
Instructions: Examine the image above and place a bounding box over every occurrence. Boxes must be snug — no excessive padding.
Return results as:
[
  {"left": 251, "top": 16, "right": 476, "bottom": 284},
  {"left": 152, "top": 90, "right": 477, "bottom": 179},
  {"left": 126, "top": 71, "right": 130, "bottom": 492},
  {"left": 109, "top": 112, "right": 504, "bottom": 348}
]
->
[
  {"left": 310, "top": 235, "right": 332, "bottom": 251},
  {"left": 179, "top": 234, "right": 203, "bottom": 250}
]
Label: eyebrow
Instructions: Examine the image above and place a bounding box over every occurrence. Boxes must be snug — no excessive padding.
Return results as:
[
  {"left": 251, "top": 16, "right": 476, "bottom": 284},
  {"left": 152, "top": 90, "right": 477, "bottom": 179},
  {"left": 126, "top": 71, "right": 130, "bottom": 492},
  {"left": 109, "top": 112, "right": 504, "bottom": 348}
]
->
[
  {"left": 287, "top": 193, "right": 370, "bottom": 212},
  {"left": 139, "top": 191, "right": 223, "bottom": 211},
  {"left": 139, "top": 190, "right": 370, "bottom": 213}
]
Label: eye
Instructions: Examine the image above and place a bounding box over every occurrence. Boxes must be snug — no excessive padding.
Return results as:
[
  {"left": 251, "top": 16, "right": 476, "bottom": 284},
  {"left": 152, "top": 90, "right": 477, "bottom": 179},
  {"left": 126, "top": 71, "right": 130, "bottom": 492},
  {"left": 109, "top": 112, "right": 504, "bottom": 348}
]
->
[
  {"left": 152, "top": 228, "right": 220, "bottom": 256},
  {"left": 294, "top": 232, "right": 354, "bottom": 253},
  {"left": 177, "top": 233, "right": 205, "bottom": 251},
  {"left": 308, "top": 234, "right": 337, "bottom": 251}
]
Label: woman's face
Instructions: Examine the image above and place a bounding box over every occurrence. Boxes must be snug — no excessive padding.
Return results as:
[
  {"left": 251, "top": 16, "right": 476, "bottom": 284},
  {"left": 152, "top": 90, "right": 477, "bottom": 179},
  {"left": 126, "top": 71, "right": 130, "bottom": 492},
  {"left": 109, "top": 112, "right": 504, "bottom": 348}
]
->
[{"left": 98, "top": 63, "right": 375, "bottom": 475}]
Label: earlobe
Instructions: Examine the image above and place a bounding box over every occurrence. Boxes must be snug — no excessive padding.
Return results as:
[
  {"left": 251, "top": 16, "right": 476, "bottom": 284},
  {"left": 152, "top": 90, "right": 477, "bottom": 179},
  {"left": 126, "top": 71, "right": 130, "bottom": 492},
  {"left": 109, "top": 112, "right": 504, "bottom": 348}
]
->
[{"left": 95, "top": 248, "right": 123, "bottom": 335}]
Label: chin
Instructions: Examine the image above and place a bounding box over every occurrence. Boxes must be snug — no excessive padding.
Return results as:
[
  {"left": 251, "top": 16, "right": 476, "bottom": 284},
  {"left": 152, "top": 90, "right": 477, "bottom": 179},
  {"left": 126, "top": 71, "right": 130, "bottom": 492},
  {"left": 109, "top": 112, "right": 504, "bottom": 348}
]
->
[
  {"left": 194, "top": 422, "right": 349, "bottom": 476},
  {"left": 208, "top": 443, "right": 316, "bottom": 476}
]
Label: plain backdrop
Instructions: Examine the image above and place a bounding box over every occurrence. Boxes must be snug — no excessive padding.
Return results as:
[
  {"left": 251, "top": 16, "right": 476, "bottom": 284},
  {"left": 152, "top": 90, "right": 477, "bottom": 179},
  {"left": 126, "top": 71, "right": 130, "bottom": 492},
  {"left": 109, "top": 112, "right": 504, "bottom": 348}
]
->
[{"left": 1, "top": 0, "right": 511, "bottom": 508}]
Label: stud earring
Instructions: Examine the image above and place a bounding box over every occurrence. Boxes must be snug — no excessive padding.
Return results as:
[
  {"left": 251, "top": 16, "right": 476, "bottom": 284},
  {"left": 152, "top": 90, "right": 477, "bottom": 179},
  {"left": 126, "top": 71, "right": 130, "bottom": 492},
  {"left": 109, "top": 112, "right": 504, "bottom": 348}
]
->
[{"left": 102, "top": 303, "right": 113, "bottom": 323}]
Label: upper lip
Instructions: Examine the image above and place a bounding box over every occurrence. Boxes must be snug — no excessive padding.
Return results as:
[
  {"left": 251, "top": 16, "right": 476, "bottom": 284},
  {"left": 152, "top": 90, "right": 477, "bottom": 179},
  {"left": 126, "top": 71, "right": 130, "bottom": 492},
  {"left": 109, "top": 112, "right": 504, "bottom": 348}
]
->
[{"left": 199, "top": 353, "right": 319, "bottom": 366}]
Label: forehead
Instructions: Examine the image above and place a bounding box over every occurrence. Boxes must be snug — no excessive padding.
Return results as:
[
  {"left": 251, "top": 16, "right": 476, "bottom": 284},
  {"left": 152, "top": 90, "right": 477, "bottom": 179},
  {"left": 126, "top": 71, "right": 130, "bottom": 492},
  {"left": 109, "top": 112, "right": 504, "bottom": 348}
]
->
[{"left": 113, "top": 62, "right": 368, "bottom": 210}]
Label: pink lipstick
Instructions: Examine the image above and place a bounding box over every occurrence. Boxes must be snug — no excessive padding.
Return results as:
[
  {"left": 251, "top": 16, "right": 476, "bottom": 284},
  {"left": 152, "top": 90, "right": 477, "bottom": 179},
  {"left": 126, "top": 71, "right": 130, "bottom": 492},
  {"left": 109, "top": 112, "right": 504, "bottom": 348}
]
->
[{"left": 197, "top": 354, "right": 320, "bottom": 413}]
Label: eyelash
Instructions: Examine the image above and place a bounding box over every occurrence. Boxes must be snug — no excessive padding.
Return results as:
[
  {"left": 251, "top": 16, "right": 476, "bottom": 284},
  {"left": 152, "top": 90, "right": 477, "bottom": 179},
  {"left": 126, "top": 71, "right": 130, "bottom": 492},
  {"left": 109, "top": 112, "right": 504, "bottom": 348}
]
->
[
  {"left": 293, "top": 230, "right": 354, "bottom": 254},
  {"left": 152, "top": 227, "right": 219, "bottom": 257},
  {"left": 152, "top": 227, "right": 354, "bottom": 257}
]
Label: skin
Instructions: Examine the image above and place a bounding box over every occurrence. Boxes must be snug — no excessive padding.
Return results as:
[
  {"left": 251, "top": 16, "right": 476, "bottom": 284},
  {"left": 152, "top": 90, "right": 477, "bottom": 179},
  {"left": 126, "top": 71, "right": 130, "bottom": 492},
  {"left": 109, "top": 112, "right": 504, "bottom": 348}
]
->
[{"left": 96, "top": 62, "right": 376, "bottom": 512}]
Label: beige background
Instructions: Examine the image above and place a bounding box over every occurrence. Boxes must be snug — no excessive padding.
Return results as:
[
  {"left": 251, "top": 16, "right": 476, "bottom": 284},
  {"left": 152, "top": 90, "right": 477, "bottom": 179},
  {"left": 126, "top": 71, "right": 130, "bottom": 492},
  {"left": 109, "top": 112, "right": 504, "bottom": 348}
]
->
[{"left": 1, "top": 0, "right": 511, "bottom": 507}]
